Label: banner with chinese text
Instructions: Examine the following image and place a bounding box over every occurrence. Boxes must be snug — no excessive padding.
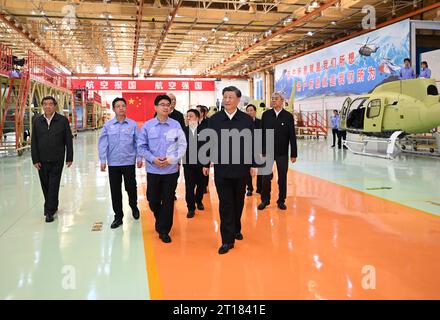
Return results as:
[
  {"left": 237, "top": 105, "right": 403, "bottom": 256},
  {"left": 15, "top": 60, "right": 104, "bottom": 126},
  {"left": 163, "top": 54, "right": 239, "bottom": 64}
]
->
[
  {"left": 71, "top": 79, "right": 215, "bottom": 92},
  {"left": 275, "top": 19, "right": 410, "bottom": 101}
]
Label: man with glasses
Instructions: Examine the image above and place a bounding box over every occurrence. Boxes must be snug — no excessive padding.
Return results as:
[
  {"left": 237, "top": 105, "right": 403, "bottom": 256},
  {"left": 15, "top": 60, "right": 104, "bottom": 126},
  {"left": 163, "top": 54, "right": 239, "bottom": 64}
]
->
[
  {"left": 153, "top": 93, "right": 185, "bottom": 129},
  {"left": 258, "top": 91, "right": 297, "bottom": 211},
  {"left": 138, "top": 95, "right": 187, "bottom": 243}
]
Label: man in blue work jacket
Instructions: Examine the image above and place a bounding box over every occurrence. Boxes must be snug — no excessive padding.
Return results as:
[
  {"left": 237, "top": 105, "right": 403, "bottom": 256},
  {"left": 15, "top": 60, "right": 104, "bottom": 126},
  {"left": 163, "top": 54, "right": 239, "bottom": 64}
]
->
[
  {"left": 138, "top": 94, "right": 187, "bottom": 243},
  {"left": 98, "top": 97, "right": 142, "bottom": 229}
]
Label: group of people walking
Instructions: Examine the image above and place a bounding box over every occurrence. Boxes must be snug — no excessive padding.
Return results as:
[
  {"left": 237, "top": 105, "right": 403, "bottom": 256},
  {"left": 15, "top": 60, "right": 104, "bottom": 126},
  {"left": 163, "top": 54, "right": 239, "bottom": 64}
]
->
[{"left": 31, "top": 87, "right": 298, "bottom": 254}]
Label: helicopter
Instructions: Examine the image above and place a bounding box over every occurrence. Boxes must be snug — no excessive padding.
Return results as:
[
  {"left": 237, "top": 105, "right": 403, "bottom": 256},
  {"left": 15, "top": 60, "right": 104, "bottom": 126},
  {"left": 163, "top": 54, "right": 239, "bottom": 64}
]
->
[
  {"left": 357, "top": 37, "right": 379, "bottom": 57},
  {"left": 339, "top": 78, "right": 440, "bottom": 138}
]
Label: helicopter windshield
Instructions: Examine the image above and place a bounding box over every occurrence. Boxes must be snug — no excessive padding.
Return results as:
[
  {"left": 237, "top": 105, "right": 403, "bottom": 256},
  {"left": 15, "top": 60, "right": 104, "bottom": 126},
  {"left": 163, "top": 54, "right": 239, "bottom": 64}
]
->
[{"left": 350, "top": 98, "right": 367, "bottom": 110}]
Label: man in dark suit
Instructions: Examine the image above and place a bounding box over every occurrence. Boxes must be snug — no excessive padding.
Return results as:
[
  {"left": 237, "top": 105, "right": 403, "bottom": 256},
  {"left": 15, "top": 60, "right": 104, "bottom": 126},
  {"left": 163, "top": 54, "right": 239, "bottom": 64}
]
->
[
  {"left": 31, "top": 96, "right": 73, "bottom": 223},
  {"left": 166, "top": 93, "right": 185, "bottom": 129},
  {"left": 258, "top": 91, "right": 297, "bottom": 211},
  {"left": 183, "top": 109, "right": 205, "bottom": 218},
  {"left": 196, "top": 105, "right": 209, "bottom": 194},
  {"left": 203, "top": 86, "right": 257, "bottom": 254},
  {"left": 245, "top": 104, "right": 262, "bottom": 196}
]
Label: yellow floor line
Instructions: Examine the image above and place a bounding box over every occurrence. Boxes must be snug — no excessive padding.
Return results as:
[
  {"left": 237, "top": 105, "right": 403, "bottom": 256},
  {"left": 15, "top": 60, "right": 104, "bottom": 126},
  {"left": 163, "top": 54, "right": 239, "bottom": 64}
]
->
[{"left": 140, "top": 208, "right": 163, "bottom": 300}]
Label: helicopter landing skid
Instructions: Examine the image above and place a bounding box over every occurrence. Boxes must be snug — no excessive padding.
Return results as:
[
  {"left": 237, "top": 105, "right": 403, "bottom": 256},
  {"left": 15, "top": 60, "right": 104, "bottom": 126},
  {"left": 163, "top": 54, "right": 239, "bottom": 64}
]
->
[{"left": 343, "top": 131, "right": 403, "bottom": 160}]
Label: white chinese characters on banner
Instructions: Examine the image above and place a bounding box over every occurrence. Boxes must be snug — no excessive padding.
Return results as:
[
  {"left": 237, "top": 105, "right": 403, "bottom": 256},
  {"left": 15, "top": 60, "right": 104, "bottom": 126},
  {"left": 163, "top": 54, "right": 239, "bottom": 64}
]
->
[
  {"left": 181, "top": 82, "right": 189, "bottom": 90},
  {"left": 128, "top": 81, "right": 136, "bottom": 90},
  {"left": 194, "top": 82, "right": 203, "bottom": 90},
  {"left": 155, "top": 81, "right": 164, "bottom": 90},
  {"left": 168, "top": 81, "right": 177, "bottom": 90},
  {"left": 114, "top": 81, "right": 123, "bottom": 90},
  {"left": 85, "top": 80, "right": 94, "bottom": 90},
  {"left": 99, "top": 81, "right": 109, "bottom": 90}
]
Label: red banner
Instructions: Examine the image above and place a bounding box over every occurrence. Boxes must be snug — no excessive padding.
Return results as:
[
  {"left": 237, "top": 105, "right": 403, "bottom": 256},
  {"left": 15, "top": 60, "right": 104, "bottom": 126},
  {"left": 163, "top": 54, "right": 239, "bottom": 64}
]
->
[
  {"left": 71, "top": 79, "right": 215, "bottom": 91},
  {"left": 122, "top": 92, "right": 163, "bottom": 122}
]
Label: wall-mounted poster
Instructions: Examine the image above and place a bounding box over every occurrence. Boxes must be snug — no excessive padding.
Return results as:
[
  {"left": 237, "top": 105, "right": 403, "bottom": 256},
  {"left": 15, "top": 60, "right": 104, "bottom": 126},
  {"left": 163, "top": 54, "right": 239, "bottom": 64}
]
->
[
  {"left": 275, "top": 19, "right": 410, "bottom": 101},
  {"left": 76, "top": 106, "right": 83, "bottom": 129}
]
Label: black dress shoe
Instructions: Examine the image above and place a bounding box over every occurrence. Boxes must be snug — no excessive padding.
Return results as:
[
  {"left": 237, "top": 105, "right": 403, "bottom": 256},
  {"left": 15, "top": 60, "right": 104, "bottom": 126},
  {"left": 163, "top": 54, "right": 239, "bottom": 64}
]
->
[
  {"left": 196, "top": 202, "right": 204, "bottom": 211},
  {"left": 331, "top": 145, "right": 335, "bottom": 148},
  {"left": 187, "top": 210, "right": 195, "bottom": 218},
  {"left": 235, "top": 233, "right": 243, "bottom": 240},
  {"left": 159, "top": 233, "right": 172, "bottom": 243},
  {"left": 110, "top": 219, "right": 123, "bottom": 229},
  {"left": 277, "top": 202, "right": 287, "bottom": 210},
  {"left": 256, "top": 190, "right": 261, "bottom": 194},
  {"left": 45, "top": 215, "right": 54, "bottom": 223},
  {"left": 246, "top": 190, "right": 252, "bottom": 197},
  {"left": 132, "top": 208, "right": 140, "bottom": 220},
  {"left": 218, "top": 243, "right": 234, "bottom": 254},
  {"left": 257, "top": 202, "right": 269, "bottom": 210}
]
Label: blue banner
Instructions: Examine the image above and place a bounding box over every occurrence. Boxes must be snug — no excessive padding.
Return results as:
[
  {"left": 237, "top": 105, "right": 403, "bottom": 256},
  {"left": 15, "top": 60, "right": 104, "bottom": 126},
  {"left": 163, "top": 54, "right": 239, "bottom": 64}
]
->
[{"left": 275, "top": 19, "right": 410, "bottom": 101}]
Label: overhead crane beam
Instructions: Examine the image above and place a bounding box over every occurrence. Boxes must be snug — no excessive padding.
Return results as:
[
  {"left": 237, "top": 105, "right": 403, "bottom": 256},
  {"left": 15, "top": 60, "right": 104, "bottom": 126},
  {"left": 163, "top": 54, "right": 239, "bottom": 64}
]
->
[
  {"left": 132, "top": 0, "right": 145, "bottom": 76},
  {"left": 146, "top": 0, "right": 186, "bottom": 74}
]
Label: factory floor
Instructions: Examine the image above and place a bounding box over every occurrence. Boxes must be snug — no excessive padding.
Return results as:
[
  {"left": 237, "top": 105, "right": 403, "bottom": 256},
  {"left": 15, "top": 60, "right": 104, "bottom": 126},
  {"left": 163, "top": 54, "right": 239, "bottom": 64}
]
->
[{"left": 0, "top": 131, "right": 439, "bottom": 299}]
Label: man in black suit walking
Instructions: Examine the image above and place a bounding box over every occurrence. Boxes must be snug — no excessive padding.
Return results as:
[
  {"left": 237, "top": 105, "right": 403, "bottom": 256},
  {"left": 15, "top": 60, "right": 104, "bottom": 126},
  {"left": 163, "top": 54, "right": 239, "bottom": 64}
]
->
[
  {"left": 183, "top": 109, "right": 205, "bottom": 218},
  {"left": 203, "top": 86, "right": 257, "bottom": 254},
  {"left": 258, "top": 92, "right": 297, "bottom": 211},
  {"left": 245, "top": 104, "right": 262, "bottom": 196},
  {"left": 31, "top": 96, "right": 74, "bottom": 222}
]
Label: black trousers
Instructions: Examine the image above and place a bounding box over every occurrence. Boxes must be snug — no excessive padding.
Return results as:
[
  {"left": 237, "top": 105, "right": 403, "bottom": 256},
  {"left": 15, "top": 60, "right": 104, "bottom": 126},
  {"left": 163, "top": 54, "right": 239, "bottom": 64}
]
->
[
  {"left": 183, "top": 165, "right": 204, "bottom": 210},
  {"left": 260, "top": 155, "right": 289, "bottom": 204},
  {"left": 202, "top": 169, "right": 209, "bottom": 193},
  {"left": 332, "top": 128, "right": 339, "bottom": 146},
  {"left": 337, "top": 130, "right": 347, "bottom": 148},
  {"left": 38, "top": 160, "right": 64, "bottom": 216},
  {"left": 214, "top": 176, "right": 246, "bottom": 244},
  {"left": 246, "top": 174, "right": 262, "bottom": 193},
  {"left": 147, "top": 172, "right": 179, "bottom": 235},
  {"left": 108, "top": 165, "right": 138, "bottom": 221}
]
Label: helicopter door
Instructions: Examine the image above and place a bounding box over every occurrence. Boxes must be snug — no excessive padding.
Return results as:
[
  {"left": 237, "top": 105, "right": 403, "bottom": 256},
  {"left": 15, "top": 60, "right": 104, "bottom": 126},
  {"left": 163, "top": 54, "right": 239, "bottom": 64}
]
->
[
  {"left": 339, "top": 97, "right": 352, "bottom": 130},
  {"left": 364, "top": 99, "right": 384, "bottom": 133}
]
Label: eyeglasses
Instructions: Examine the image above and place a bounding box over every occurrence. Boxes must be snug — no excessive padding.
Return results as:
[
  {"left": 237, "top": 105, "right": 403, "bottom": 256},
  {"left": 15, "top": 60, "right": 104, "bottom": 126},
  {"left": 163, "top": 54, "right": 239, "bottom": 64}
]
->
[{"left": 157, "top": 104, "right": 170, "bottom": 107}]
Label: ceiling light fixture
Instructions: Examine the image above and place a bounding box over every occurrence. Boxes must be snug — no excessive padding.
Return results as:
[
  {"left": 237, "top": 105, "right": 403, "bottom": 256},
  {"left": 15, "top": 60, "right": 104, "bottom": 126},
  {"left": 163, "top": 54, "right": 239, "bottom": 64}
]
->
[{"left": 310, "top": 0, "right": 320, "bottom": 9}]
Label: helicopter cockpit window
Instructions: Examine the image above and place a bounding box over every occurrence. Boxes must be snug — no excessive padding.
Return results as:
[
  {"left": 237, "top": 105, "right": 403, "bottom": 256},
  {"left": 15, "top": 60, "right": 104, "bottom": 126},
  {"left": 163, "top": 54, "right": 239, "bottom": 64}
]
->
[
  {"left": 427, "top": 85, "right": 438, "bottom": 96},
  {"left": 367, "top": 99, "right": 381, "bottom": 118}
]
